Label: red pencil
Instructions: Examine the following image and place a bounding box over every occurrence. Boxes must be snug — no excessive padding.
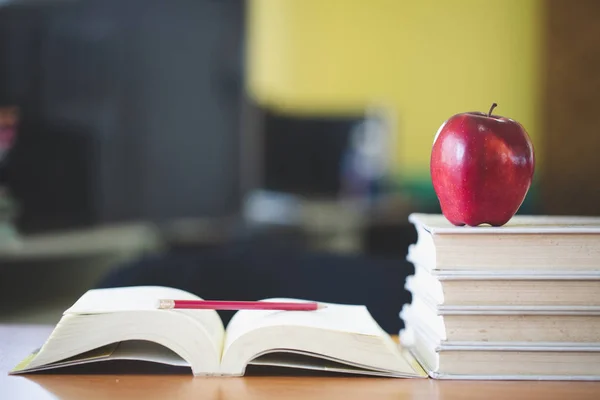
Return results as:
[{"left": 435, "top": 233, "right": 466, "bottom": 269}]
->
[{"left": 157, "top": 299, "right": 326, "bottom": 311}]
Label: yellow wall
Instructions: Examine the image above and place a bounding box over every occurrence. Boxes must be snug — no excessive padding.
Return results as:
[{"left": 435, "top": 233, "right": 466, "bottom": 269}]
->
[{"left": 247, "top": 0, "right": 542, "bottom": 179}]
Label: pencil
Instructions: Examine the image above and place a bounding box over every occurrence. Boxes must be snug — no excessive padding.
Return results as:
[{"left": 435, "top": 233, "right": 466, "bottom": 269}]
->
[{"left": 157, "top": 299, "right": 326, "bottom": 311}]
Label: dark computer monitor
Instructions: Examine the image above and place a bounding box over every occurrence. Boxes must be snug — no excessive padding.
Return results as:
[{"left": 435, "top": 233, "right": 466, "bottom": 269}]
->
[{"left": 261, "top": 110, "right": 365, "bottom": 198}]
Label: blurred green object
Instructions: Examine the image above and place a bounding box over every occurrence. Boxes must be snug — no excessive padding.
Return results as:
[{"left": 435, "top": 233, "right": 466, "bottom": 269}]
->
[
  {"left": 386, "top": 173, "right": 440, "bottom": 213},
  {"left": 0, "top": 187, "right": 19, "bottom": 248}
]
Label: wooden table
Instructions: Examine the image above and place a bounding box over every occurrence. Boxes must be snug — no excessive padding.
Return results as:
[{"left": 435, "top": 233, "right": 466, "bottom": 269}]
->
[{"left": 2, "top": 325, "right": 600, "bottom": 399}]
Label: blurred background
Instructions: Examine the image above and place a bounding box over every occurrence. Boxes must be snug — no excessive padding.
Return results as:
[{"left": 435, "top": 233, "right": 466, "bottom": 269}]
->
[{"left": 0, "top": 0, "right": 598, "bottom": 333}]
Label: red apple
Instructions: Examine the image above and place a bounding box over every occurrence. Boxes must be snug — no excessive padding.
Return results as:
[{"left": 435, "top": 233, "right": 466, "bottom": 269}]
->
[{"left": 430, "top": 103, "right": 535, "bottom": 227}]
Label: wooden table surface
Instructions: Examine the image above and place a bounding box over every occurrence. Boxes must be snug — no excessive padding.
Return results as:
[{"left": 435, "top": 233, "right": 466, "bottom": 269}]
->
[{"left": 2, "top": 324, "right": 600, "bottom": 400}]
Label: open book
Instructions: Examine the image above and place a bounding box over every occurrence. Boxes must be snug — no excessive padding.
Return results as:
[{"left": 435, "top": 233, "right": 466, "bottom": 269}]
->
[{"left": 11, "top": 286, "right": 426, "bottom": 378}]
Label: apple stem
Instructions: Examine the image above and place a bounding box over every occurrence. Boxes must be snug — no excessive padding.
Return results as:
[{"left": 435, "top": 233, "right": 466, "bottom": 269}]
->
[{"left": 488, "top": 103, "right": 497, "bottom": 117}]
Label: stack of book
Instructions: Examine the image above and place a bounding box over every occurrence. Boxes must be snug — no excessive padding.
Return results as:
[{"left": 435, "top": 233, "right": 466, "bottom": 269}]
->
[{"left": 399, "top": 213, "right": 600, "bottom": 380}]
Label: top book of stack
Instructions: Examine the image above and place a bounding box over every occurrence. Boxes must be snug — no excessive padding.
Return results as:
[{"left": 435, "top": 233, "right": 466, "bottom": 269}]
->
[{"left": 407, "top": 213, "right": 600, "bottom": 274}]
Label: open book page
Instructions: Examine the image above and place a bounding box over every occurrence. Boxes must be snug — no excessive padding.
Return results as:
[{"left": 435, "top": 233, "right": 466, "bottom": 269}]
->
[
  {"left": 109, "top": 340, "right": 191, "bottom": 366},
  {"left": 65, "top": 286, "right": 225, "bottom": 350},
  {"left": 223, "top": 299, "right": 385, "bottom": 347},
  {"left": 221, "top": 298, "right": 425, "bottom": 377},
  {"left": 11, "top": 341, "right": 190, "bottom": 375},
  {"left": 13, "top": 286, "right": 227, "bottom": 375},
  {"left": 65, "top": 286, "right": 202, "bottom": 313}
]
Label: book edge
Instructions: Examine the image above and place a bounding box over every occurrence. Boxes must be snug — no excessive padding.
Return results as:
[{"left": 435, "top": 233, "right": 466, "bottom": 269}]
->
[
  {"left": 404, "top": 337, "right": 600, "bottom": 381},
  {"left": 407, "top": 248, "right": 600, "bottom": 278},
  {"left": 409, "top": 213, "right": 600, "bottom": 235}
]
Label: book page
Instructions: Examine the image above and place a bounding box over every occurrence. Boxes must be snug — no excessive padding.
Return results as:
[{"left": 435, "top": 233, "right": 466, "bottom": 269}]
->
[
  {"left": 248, "top": 350, "right": 426, "bottom": 377},
  {"left": 220, "top": 298, "right": 425, "bottom": 377},
  {"left": 110, "top": 340, "right": 191, "bottom": 366},
  {"left": 65, "top": 286, "right": 225, "bottom": 351},
  {"left": 223, "top": 298, "right": 387, "bottom": 350},
  {"left": 11, "top": 341, "right": 190, "bottom": 374},
  {"left": 66, "top": 286, "right": 201, "bottom": 313}
]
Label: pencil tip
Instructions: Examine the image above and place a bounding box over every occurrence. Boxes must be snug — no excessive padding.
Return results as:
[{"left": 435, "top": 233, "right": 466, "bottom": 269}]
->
[
  {"left": 317, "top": 304, "right": 328, "bottom": 310},
  {"left": 157, "top": 299, "right": 175, "bottom": 309}
]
